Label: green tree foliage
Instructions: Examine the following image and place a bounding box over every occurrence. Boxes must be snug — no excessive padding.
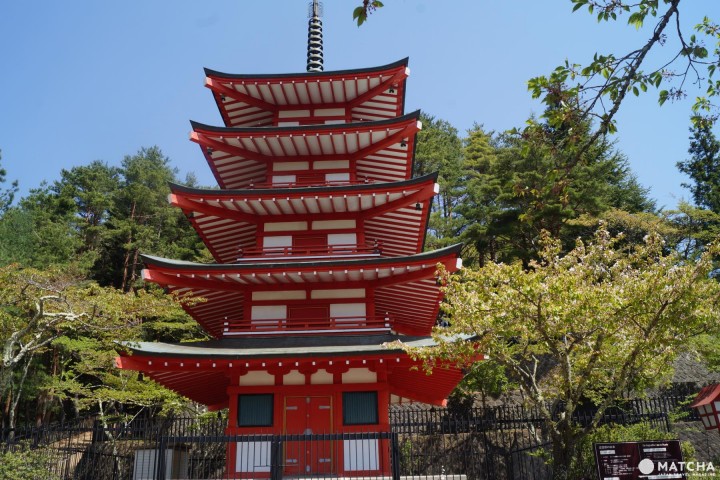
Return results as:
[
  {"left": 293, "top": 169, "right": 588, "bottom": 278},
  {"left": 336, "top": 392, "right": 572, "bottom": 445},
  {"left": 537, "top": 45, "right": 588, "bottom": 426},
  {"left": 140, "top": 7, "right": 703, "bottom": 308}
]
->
[
  {"left": 571, "top": 208, "right": 677, "bottom": 257},
  {"left": 459, "top": 120, "right": 654, "bottom": 266},
  {"left": 102, "top": 147, "right": 201, "bottom": 290},
  {"left": 413, "top": 113, "right": 466, "bottom": 249},
  {"left": 0, "top": 147, "right": 209, "bottom": 426},
  {"left": 352, "top": 0, "right": 383, "bottom": 26},
  {"left": 664, "top": 202, "right": 720, "bottom": 260},
  {"left": 0, "top": 208, "right": 39, "bottom": 267},
  {"left": 678, "top": 119, "right": 720, "bottom": 212},
  {"left": 357, "top": 1, "right": 720, "bottom": 128},
  {"left": 52, "top": 161, "right": 121, "bottom": 256},
  {"left": 0, "top": 147, "right": 208, "bottom": 287},
  {"left": 0, "top": 150, "right": 18, "bottom": 214},
  {"left": 0, "top": 443, "right": 60, "bottom": 480},
  {"left": 409, "top": 113, "right": 655, "bottom": 266},
  {"left": 6, "top": 164, "right": 123, "bottom": 271},
  {"left": 409, "top": 228, "right": 720, "bottom": 478},
  {"left": 7, "top": 186, "right": 83, "bottom": 268},
  {"left": 670, "top": 120, "right": 720, "bottom": 262},
  {"left": 528, "top": 0, "right": 720, "bottom": 157},
  {"left": 0, "top": 263, "right": 191, "bottom": 429},
  {"left": 453, "top": 359, "right": 514, "bottom": 408}
]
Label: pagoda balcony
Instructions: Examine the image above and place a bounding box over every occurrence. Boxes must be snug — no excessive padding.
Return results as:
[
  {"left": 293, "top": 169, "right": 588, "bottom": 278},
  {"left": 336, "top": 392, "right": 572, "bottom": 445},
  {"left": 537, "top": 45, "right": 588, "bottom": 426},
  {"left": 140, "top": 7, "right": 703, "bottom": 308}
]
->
[
  {"left": 222, "top": 314, "right": 392, "bottom": 336},
  {"left": 237, "top": 242, "right": 382, "bottom": 261}
]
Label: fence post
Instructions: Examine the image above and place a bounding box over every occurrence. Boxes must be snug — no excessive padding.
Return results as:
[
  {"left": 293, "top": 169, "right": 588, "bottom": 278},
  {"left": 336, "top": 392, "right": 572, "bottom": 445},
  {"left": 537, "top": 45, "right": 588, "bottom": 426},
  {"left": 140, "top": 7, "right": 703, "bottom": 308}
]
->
[
  {"left": 270, "top": 435, "right": 283, "bottom": 480},
  {"left": 91, "top": 419, "right": 103, "bottom": 444},
  {"left": 391, "top": 432, "right": 401, "bottom": 480},
  {"left": 482, "top": 430, "right": 492, "bottom": 479},
  {"left": 155, "top": 434, "right": 168, "bottom": 480}
]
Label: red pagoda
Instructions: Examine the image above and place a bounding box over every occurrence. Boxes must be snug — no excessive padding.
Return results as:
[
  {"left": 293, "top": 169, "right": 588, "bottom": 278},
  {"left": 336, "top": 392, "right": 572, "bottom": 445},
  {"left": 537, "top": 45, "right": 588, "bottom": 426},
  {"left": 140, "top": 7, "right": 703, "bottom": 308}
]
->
[{"left": 117, "top": 4, "right": 469, "bottom": 477}]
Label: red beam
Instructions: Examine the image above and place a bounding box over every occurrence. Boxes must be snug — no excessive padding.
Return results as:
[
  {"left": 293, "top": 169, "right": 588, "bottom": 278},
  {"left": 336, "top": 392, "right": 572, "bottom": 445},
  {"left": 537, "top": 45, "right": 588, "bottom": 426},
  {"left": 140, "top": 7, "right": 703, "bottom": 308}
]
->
[
  {"left": 349, "top": 123, "right": 420, "bottom": 162},
  {"left": 144, "top": 270, "right": 249, "bottom": 293},
  {"left": 191, "top": 131, "right": 268, "bottom": 164},
  {"left": 348, "top": 69, "right": 408, "bottom": 108},
  {"left": 117, "top": 353, "right": 413, "bottom": 373},
  {"left": 359, "top": 185, "right": 435, "bottom": 221},
  {"left": 205, "top": 78, "right": 276, "bottom": 112},
  {"left": 170, "top": 193, "right": 258, "bottom": 223}
]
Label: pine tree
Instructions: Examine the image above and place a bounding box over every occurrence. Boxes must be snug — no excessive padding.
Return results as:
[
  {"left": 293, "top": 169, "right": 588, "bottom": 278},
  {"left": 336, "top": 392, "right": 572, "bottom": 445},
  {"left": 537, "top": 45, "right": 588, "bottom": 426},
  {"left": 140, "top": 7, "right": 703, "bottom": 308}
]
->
[{"left": 678, "top": 119, "right": 720, "bottom": 212}]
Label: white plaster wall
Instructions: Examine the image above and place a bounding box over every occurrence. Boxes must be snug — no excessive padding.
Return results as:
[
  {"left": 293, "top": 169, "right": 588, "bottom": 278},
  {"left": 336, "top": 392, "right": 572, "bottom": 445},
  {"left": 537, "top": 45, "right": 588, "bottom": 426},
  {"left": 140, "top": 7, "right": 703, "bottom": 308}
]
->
[
  {"left": 264, "top": 222, "right": 308, "bottom": 232},
  {"left": 315, "top": 108, "right": 345, "bottom": 117},
  {"left": 236, "top": 441, "right": 271, "bottom": 473},
  {"left": 278, "top": 110, "right": 310, "bottom": 118},
  {"left": 343, "top": 439, "right": 378, "bottom": 471},
  {"left": 251, "top": 305, "right": 287, "bottom": 320},
  {"left": 271, "top": 175, "right": 296, "bottom": 184},
  {"left": 342, "top": 368, "right": 377, "bottom": 384},
  {"left": 311, "top": 288, "right": 365, "bottom": 299},
  {"left": 239, "top": 371, "right": 275, "bottom": 386},
  {"left": 311, "top": 219, "right": 356, "bottom": 230},
  {"left": 263, "top": 236, "right": 292, "bottom": 248},
  {"left": 325, "top": 173, "right": 350, "bottom": 182},
  {"left": 314, "top": 160, "right": 349, "bottom": 170},
  {"left": 252, "top": 290, "right": 306, "bottom": 301},
  {"left": 283, "top": 370, "right": 305, "bottom": 386},
  {"left": 310, "top": 369, "right": 333, "bottom": 385},
  {"left": 328, "top": 233, "right": 356, "bottom": 245},
  {"left": 330, "top": 303, "right": 365, "bottom": 319},
  {"left": 273, "top": 161, "right": 309, "bottom": 172}
]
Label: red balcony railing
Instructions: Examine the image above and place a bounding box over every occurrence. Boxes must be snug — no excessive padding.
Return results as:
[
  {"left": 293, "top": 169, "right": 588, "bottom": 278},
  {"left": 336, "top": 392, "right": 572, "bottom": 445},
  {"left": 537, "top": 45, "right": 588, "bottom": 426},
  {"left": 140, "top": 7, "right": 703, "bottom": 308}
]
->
[
  {"left": 246, "top": 178, "right": 377, "bottom": 189},
  {"left": 223, "top": 315, "right": 392, "bottom": 336},
  {"left": 238, "top": 242, "right": 382, "bottom": 260}
]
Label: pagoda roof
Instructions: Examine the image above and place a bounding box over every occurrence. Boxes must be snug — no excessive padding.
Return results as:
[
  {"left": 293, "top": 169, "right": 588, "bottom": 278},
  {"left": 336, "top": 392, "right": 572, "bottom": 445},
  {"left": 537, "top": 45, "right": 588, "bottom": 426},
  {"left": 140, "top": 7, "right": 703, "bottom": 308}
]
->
[
  {"left": 141, "top": 244, "right": 462, "bottom": 338},
  {"left": 191, "top": 112, "right": 421, "bottom": 189},
  {"left": 204, "top": 58, "right": 410, "bottom": 127},
  {"left": 170, "top": 173, "right": 438, "bottom": 263},
  {"left": 690, "top": 384, "right": 720, "bottom": 408},
  {"left": 120, "top": 334, "right": 439, "bottom": 358},
  {"left": 117, "top": 333, "right": 473, "bottom": 408}
]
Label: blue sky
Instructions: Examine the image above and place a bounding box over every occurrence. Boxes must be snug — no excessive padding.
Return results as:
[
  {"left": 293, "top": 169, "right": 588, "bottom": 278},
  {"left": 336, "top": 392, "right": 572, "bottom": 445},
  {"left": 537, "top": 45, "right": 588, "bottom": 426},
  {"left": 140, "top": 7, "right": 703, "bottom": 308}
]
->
[{"left": 0, "top": 1, "right": 714, "bottom": 209}]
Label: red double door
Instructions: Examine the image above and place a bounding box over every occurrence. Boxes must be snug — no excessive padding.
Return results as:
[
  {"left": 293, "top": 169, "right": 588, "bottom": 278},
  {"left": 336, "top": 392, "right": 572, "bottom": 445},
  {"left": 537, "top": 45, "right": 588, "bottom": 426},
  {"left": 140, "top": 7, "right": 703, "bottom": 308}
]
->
[{"left": 283, "top": 396, "right": 333, "bottom": 475}]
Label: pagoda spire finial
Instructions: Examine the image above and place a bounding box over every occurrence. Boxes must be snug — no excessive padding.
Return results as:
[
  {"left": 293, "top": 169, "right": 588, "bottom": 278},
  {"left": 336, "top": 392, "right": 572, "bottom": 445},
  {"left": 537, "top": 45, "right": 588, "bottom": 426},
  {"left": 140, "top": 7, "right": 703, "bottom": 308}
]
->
[{"left": 307, "top": 0, "right": 324, "bottom": 72}]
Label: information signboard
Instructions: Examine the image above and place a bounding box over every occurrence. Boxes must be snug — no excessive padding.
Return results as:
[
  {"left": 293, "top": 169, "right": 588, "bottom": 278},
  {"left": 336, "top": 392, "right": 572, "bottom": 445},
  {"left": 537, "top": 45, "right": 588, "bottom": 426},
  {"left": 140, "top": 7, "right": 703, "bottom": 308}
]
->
[{"left": 594, "top": 440, "right": 686, "bottom": 479}]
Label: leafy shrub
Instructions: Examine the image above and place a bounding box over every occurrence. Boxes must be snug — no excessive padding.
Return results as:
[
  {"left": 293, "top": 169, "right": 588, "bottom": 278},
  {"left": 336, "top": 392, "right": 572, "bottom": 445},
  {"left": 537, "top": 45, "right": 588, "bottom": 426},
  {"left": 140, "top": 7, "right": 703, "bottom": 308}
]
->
[{"left": 0, "top": 442, "right": 60, "bottom": 480}]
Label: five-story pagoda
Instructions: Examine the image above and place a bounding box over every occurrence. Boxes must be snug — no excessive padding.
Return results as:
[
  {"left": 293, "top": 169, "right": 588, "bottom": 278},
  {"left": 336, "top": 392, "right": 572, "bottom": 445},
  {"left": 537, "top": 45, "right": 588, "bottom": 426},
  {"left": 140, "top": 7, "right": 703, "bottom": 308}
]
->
[{"left": 117, "top": 4, "right": 468, "bottom": 477}]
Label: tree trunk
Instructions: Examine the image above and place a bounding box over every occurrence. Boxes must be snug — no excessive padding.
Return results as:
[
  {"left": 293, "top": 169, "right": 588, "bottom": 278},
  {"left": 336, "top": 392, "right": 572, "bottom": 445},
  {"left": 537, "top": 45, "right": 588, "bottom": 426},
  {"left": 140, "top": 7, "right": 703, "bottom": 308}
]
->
[
  {"left": 7, "top": 355, "right": 33, "bottom": 437},
  {"left": 128, "top": 248, "right": 141, "bottom": 291},
  {"left": 36, "top": 348, "right": 59, "bottom": 426},
  {"left": 2, "top": 386, "right": 10, "bottom": 433},
  {"left": 549, "top": 420, "right": 580, "bottom": 480},
  {"left": 121, "top": 201, "right": 137, "bottom": 292},
  {"left": 98, "top": 400, "right": 123, "bottom": 479},
  {"left": 3, "top": 388, "right": 13, "bottom": 442},
  {"left": 551, "top": 439, "right": 573, "bottom": 480},
  {"left": 0, "top": 367, "right": 11, "bottom": 408}
]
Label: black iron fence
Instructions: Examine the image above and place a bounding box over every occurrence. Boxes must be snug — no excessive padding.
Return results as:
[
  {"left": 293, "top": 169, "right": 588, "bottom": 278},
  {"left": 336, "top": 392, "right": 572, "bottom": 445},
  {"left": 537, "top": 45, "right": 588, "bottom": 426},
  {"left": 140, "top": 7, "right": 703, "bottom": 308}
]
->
[
  {"left": 389, "top": 397, "right": 684, "bottom": 480},
  {"left": 0, "top": 395, "right": 695, "bottom": 480},
  {"left": 390, "top": 395, "right": 694, "bottom": 434}
]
